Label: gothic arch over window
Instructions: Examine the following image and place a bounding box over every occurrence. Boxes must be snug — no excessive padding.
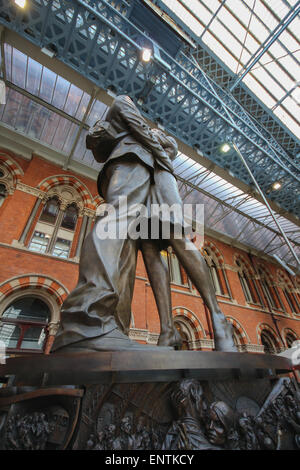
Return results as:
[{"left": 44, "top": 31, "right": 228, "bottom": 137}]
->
[
  {"left": 173, "top": 307, "right": 206, "bottom": 350},
  {"left": 19, "top": 176, "right": 97, "bottom": 260},
  {"left": 277, "top": 270, "right": 300, "bottom": 315},
  {"left": 282, "top": 328, "right": 298, "bottom": 348},
  {"left": 0, "top": 153, "right": 23, "bottom": 197},
  {"left": 234, "top": 255, "right": 260, "bottom": 304},
  {"left": 0, "top": 275, "right": 68, "bottom": 354},
  {"left": 0, "top": 154, "right": 23, "bottom": 207},
  {"left": 0, "top": 183, "right": 7, "bottom": 207},
  {"left": 257, "top": 265, "right": 284, "bottom": 311},
  {"left": 257, "top": 323, "right": 281, "bottom": 354},
  {"left": 160, "top": 249, "right": 186, "bottom": 286},
  {"left": 226, "top": 317, "right": 249, "bottom": 352},
  {"left": 0, "top": 295, "right": 50, "bottom": 352},
  {"left": 28, "top": 194, "right": 79, "bottom": 259}
]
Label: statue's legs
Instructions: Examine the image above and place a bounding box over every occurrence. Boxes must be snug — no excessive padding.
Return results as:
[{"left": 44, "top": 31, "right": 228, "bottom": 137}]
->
[
  {"left": 140, "top": 240, "right": 182, "bottom": 348},
  {"left": 52, "top": 158, "right": 160, "bottom": 352}
]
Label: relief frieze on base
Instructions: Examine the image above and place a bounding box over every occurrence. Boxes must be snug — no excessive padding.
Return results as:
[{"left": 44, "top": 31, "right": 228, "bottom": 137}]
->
[{"left": 0, "top": 377, "right": 299, "bottom": 450}]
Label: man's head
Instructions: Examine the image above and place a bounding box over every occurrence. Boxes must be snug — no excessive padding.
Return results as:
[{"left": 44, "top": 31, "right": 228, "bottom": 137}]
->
[{"left": 151, "top": 128, "right": 178, "bottom": 160}]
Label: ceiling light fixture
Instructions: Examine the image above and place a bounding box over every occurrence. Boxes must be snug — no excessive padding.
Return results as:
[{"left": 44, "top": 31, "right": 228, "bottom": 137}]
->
[
  {"left": 220, "top": 143, "right": 231, "bottom": 153},
  {"left": 141, "top": 48, "right": 152, "bottom": 63},
  {"left": 272, "top": 181, "right": 282, "bottom": 191}
]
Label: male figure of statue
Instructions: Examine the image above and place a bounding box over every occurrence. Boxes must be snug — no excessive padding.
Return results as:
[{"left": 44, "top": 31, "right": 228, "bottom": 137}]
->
[
  {"left": 51, "top": 94, "right": 236, "bottom": 353},
  {"left": 52, "top": 95, "right": 174, "bottom": 352}
]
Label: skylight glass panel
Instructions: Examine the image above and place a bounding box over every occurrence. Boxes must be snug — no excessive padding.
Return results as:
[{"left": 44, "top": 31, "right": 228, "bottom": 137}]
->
[
  {"left": 272, "top": 0, "right": 292, "bottom": 19},
  {"left": 216, "top": 7, "right": 249, "bottom": 40},
  {"left": 287, "top": 16, "right": 300, "bottom": 37},
  {"left": 202, "top": 31, "right": 239, "bottom": 72},
  {"left": 247, "top": 16, "right": 270, "bottom": 43},
  {"left": 11, "top": 48, "right": 26, "bottom": 89},
  {"left": 181, "top": 0, "right": 213, "bottom": 25},
  {"left": 26, "top": 57, "right": 42, "bottom": 96},
  {"left": 209, "top": 20, "right": 245, "bottom": 58},
  {"left": 265, "top": 61, "right": 295, "bottom": 91},
  {"left": 63, "top": 84, "right": 84, "bottom": 116},
  {"left": 39, "top": 67, "right": 57, "bottom": 102},
  {"left": 279, "top": 54, "right": 300, "bottom": 82},
  {"left": 52, "top": 76, "right": 70, "bottom": 110},
  {"left": 251, "top": 68, "right": 286, "bottom": 100},
  {"left": 279, "top": 30, "right": 299, "bottom": 53},
  {"left": 251, "top": 1, "right": 279, "bottom": 30},
  {"left": 160, "top": 1, "right": 299, "bottom": 136},
  {"left": 226, "top": 0, "right": 253, "bottom": 25},
  {"left": 274, "top": 107, "right": 300, "bottom": 136},
  {"left": 291, "top": 87, "right": 300, "bottom": 104},
  {"left": 201, "top": 0, "right": 221, "bottom": 11}
]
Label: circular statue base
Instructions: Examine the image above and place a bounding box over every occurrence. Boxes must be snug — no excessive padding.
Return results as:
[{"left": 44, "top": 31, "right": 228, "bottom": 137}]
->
[{"left": 0, "top": 351, "right": 299, "bottom": 450}]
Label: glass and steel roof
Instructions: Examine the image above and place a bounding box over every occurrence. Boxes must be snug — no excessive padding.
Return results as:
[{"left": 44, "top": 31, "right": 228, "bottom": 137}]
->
[
  {"left": 0, "top": 43, "right": 299, "bottom": 268},
  {"left": 157, "top": 0, "right": 300, "bottom": 141},
  {"left": 0, "top": 0, "right": 299, "bottom": 220}
]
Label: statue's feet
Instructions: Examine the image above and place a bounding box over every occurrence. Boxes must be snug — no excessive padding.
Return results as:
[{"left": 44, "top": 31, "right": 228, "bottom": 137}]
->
[
  {"left": 52, "top": 328, "right": 174, "bottom": 353},
  {"left": 212, "top": 314, "right": 238, "bottom": 352},
  {"left": 158, "top": 328, "right": 183, "bottom": 350}
]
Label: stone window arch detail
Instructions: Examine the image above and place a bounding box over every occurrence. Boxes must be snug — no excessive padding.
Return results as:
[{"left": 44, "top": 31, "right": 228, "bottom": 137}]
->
[
  {"left": 37, "top": 175, "right": 94, "bottom": 213},
  {"left": 226, "top": 316, "right": 249, "bottom": 346},
  {"left": 277, "top": 269, "right": 300, "bottom": 314},
  {"left": 256, "top": 323, "right": 282, "bottom": 353},
  {"left": 234, "top": 254, "right": 260, "bottom": 304},
  {"left": 23, "top": 176, "right": 96, "bottom": 259},
  {"left": 282, "top": 327, "right": 298, "bottom": 349},
  {"left": 173, "top": 307, "right": 210, "bottom": 350},
  {"left": 0, "top": 153, "right": 24, "bottom": 200},
  {"left": 0, "top": 274, "right": 68, "bottom": 354},
  {"left": 93, "top": 195, "right": 105, "bottom": 211},
  {"left": 256, "top": 264, "right": 284, "bottom": 311}
]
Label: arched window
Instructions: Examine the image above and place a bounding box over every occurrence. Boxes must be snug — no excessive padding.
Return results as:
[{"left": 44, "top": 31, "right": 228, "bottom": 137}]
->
[
  {"left": 258, "top": 267, "right": 277, "bottom": 310},
  {"left": 236, "top": 259, "right": 258, "bottom": 304},
  {"left": 277, "top": 271, "right": 300, "bottom": 314},
  {"left": 160, "top": 250, "right": 185, "bottom": 285},
  {"left": 0, "top": 297, "right": 50, "bottom": 352},
  {"left": 29, "top": 197, "right": 78, "bottom": 259},
  {"left": 39, "top": 197, "right": 60, "bottom": 224},
  {"left": 286, "top": 332, "right": 297, "bottom": 348},
  {"left": 0, "top": 183, "right": 7, "bottom": 207},
  {"left": 260, "top": 330, "right": 279, "bottom": 354},
  {"left": 232, "top": 327, "right": 243, "bottom": 349},
  {"left": 61, "top": 203, "right": 78, "bottom": 230},
  {"left": 174, "top": 322, "right": 190, "bottom": 350}
]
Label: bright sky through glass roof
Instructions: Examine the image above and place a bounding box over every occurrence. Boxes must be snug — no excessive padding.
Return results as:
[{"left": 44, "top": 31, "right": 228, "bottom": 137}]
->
[{"left": 160, "top": 0, "right": 300, "bottom": 140}]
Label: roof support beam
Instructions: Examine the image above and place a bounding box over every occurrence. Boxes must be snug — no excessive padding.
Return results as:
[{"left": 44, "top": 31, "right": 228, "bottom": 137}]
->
[{"left": 230, "top": 1, "right": 300, "bottom": 91}]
